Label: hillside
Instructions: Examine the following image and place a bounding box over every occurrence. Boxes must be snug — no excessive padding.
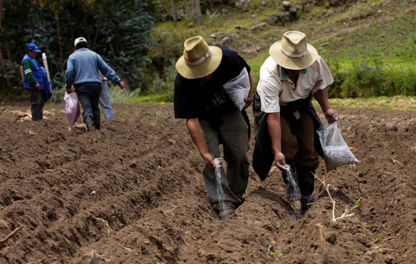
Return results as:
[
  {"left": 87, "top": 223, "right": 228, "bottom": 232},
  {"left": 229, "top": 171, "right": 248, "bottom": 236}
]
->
[{"left": 150, "top": 0, "right": 416, "bottom": 98}]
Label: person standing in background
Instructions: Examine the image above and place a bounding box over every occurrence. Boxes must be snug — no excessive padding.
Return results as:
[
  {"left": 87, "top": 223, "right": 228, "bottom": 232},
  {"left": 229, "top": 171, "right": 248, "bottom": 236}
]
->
[
  {"left": 21, "top": 43, "right": 45, "bottom": 121},
  {"left": 99, "top": 72, "right": 113, "bottom": 121}
]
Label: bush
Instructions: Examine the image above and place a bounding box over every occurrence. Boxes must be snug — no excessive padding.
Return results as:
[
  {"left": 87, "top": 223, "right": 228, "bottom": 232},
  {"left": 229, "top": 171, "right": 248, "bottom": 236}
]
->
[{"left": 147, "top": 58, "right": 177, "bottom": 102}]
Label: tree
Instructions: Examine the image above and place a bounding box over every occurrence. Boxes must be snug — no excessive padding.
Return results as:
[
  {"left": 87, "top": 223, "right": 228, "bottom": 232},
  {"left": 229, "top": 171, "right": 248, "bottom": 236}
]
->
[
  {"left": 171, "top": 0, "right": 177, "bottom": 27},
  {"left": 0, "top": 0, "right": 157, "bottom": 93},
  {"left": 194, "top": 0, "right": 203, "bottom": 26}
]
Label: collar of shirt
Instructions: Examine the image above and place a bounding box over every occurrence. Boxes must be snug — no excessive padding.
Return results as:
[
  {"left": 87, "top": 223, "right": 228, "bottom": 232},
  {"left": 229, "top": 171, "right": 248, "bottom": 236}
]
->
[{"left": 279, "top": 66, "right": 309, "bottom": 81}]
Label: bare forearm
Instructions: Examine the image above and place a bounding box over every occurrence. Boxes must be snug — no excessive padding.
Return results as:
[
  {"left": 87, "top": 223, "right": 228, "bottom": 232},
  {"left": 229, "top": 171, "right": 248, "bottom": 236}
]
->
[
  {"left": 248, "top": 73, "right": 254, "bottom": 98},
  {"left": 186, "top": 118, "right": 209, "bottom": 156},
  {"left": 314, "top": 88, "right": 331, "bottom": 112},
  {"left": 267, "top": 113, "right": 282, "bottom": 155},
  {"left": 186, "top": 118, "right": 216, "bottom": 167}
]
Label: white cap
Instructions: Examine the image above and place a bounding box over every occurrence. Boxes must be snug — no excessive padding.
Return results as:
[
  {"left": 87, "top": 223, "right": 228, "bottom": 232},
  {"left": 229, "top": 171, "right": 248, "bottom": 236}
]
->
[{"left": 74, "top": 37, "right": 87, "bottom": 47}]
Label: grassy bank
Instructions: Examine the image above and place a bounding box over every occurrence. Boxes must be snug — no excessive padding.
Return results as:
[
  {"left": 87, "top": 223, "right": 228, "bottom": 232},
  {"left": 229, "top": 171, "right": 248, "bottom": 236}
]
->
[{"left": 148, "top": 0, "right": 416, "bottom": 100}]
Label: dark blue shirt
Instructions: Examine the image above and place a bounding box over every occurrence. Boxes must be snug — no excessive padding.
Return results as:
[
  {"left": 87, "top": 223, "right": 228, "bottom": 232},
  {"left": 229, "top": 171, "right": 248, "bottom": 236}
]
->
[{"left": 174, "top": 46, "right": 251, "bottom": 121}]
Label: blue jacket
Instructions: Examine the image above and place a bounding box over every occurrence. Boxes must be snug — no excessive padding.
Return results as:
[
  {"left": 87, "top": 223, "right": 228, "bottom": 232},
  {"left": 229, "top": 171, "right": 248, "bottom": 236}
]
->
[
  {"left": 65, "top": 48, "right": 121, "bottom": 88},
  {"left": 21, "top": 54, "right": 44, "bottom": 90},
  {"left": 41, "top": 67, "right": 52, "bottom": 101}
]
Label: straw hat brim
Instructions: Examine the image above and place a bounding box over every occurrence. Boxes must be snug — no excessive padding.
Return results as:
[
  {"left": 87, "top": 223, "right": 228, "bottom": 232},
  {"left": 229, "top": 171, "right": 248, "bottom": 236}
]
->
[
  {"left": 176, "top": 46, "right": 223, "bottom": 79},
  {"left": 269, "top": 41, "right": 318, "bottom": 70}
]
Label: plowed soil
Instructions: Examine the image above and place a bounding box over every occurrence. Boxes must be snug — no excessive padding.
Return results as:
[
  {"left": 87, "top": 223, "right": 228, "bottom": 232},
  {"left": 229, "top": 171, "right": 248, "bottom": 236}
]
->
[{"left": 1, "top": 103, "right": 416, "bottom": 264}]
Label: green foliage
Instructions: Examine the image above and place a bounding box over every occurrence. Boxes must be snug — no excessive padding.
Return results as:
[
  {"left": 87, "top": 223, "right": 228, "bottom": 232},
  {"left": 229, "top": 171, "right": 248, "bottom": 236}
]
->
[
  {"left": 147, "top": 57, "right": 177, "bottom": 102},
  {"left": 0, "top": 0, "right": 157, "bottom": 96},
  {"left": 94, "top": 0, "right": 157, "bottom": 89},
  {"left": 108, "top": 84, "right": 140, "bottom": 104}
]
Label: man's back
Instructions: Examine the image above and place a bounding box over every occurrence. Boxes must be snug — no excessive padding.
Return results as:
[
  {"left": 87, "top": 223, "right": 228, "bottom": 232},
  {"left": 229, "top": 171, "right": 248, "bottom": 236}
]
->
[
  {"left": 67, "top": 48, "right": 101, "bottom": 86},
  {"left": 66, "top": 48, "right": 120, "bottom": 88}
]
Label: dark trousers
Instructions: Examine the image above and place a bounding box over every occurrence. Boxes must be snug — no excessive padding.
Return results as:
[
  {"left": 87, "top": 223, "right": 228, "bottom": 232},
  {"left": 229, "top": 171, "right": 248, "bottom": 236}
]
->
[
  {"left": 281, "top": 109, "right": 319, "bottom": 200},
  {"left": 29, "top": 89, "right": 45, "bottom": 109},
  {"left": 200, "top": 108, "right": 250, "bottom": 205},
  {"left": 28, "top": 89, "right": 45, "bottom": 121},
  {"left": 76, "top": 83, "right": 102, "bottom": 121}
]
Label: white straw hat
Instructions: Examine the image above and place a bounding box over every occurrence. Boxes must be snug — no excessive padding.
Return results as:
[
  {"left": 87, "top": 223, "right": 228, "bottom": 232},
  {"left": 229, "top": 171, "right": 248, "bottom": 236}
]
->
[{"left": 269, "top": 31, "right": 318, "bottom": 70}]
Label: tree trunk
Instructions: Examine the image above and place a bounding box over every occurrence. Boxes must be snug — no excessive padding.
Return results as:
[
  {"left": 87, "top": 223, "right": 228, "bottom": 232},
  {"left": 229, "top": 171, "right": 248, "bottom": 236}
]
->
[
  {"left": 194, "top": 0, "right": 203, "bottom": 26},
  {"left": 55, "top": 16, "right": 64, "bottom": 72},
  {"left": 93, "top": 14, "right": 102, "bottom": 50},
  {"left": 171, "top": 0, "right": 177, "bottom": 26},
  {"left": 0, "top": 45, "right": 14, "bottom": 92},
  {"left": 0, "top": 0, "right": 13, "bottom": 62},
  {"left": 81, "top": 2, "right": 91, "bottom": 43}
]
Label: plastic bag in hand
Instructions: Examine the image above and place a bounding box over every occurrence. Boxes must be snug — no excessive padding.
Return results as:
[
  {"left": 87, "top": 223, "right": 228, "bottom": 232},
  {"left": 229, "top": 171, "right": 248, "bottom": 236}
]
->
[
  {"left": 223, "top": 67, "right": 250, "bottom": 111},
  {"left": 64, "top": 92, "right": 80, "bottom": 127},
  {"left": 318, "top": 121, "right": 359, "bottom": 171}
]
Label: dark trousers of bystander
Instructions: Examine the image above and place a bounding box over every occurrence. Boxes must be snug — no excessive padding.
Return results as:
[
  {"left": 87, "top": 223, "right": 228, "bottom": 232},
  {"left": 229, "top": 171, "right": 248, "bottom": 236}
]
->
[
  {"left": 76, "top": 83, "right": 102, "bottom": 122},
  {"left": 28, "top": 89, "right": 45, "bottom": 121}
]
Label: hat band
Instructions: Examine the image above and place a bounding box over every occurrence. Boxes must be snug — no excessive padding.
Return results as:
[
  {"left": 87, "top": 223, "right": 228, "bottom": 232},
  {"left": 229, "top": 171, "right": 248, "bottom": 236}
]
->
[
  {"left": 185, "top": 51, "right": 210, "bottom": 66},
  {"left": 281, "top": 47, "right": 308, "bottom": 58}
]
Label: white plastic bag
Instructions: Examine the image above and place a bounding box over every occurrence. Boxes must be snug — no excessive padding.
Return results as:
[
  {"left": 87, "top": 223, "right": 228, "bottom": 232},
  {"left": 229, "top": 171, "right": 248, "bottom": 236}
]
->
[
  {"left": 64, "top": 92, "right": 80, "bottom": 127},
  {"left": 318, "top": 121, "right": 359, "bottom": 171},
  {"left": 223, "top": 67, "right": 250, "bottom": 111}
]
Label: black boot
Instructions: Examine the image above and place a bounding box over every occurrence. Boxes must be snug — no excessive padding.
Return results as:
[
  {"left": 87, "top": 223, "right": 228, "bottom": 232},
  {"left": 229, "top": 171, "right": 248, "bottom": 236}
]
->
[
  {"left": 39, "top": 107, "right": 43, "bottom": 121},
  {"left": 297, "top": 166, "right": 316, "bottom": 210},
  {"left": 93, "top": 116, "right": 100, "bottom": 130},
  {"left": 31, "top": 106, "right": 40, "bottom": 122},
  {"left": 85, "top": 116, "right": 94, "bottom": 132}
]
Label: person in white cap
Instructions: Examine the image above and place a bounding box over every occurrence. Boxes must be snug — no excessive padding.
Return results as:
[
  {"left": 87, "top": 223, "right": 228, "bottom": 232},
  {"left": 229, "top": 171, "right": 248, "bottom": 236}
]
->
[
  {"left": 174, "top": 36, "right": 254, "bottom": 219},
  {"left": 253, "top": 31, "right": 339, "bottom": 211},
  {"left": 65, "top": 37, "right": 124, "bottom": 131}
]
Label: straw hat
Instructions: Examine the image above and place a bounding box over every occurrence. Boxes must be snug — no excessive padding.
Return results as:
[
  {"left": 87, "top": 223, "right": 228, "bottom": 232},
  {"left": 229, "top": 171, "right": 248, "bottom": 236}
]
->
[
  {"left": 269, "top": 31, "right": 318, "bottom": 70},
  {"left": 176, "top": 36, "right": 223, "bottom": 79}
]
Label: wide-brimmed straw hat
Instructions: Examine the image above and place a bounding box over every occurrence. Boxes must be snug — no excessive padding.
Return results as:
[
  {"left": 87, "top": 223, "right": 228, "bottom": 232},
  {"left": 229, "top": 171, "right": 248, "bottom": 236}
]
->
[
  {"left": 176, "top": 36, "right": 223, "bottom": 79},
  {"left": 269, "top": 31, "right": 318, "bottom": 70}
]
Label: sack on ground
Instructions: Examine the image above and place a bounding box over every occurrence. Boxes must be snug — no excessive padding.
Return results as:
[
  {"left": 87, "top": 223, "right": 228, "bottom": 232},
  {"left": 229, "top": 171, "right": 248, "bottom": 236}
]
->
[
  {"left": 318, "top": 121, "right": 359, "bottom": 171},
  {"left": 223, "top": 67, "right": 250, "bottom": 111},
  {"left": 64, "top": 92, "right": 80, "bottom": 127}
]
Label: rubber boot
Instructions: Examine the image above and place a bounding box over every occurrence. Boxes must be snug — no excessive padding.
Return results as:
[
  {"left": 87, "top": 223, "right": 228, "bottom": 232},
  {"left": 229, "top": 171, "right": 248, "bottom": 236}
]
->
[
  {"left": 93, "top": 116, "right": 100, "bottom": 130},
  {"left": 31, "top": 106, "right": 38, "bottom": 121},
  {"left": 85, "top": 116, "right": 94, "bottom": 132},
  {"left": 39, "top": 107, "right": 43, "bottom": 121},
  {"left": 297, "top": 166, "right": 316, "bottom": 210}
]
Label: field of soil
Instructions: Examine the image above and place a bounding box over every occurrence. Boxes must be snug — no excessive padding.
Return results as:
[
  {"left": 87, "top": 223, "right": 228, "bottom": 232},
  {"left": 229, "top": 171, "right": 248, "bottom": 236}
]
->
[{"left": 1, "top": 102, "right": 416, "bottom": 264}]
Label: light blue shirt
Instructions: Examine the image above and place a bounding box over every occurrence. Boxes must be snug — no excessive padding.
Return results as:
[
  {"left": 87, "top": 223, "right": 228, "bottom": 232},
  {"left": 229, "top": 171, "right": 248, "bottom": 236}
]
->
[{"left": 66, "top": 48, "right": 121, "bottom": 88}]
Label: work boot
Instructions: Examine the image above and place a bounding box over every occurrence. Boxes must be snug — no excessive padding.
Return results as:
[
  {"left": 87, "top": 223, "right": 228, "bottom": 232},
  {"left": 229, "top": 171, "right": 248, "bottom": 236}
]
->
[
  {"left": 39, "top": 107, "right": 43, "bottom": 121},
  {"left": 31, "top": 107, "right": 40, "bottom": 122},
  {"left": 93, "top": 116, "right": 101, "bottom": 130},
  {"left": 301, "top": 196, "right": 319, "bottom": 211},
  {"left": 297, "top": 166, "right": 316, "bottom": 210},
  {"left": 218, "top": 202, "right": 236, "bottom": 220},
  {"left": 85, "top": 116, "right": 94, "bottom": 132}
]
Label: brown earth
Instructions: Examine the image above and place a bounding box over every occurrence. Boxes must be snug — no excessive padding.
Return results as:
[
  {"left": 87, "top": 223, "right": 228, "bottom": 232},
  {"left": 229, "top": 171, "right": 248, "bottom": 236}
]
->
[{"left": 1, "top": 103, "right": 416, "bottom": 264}]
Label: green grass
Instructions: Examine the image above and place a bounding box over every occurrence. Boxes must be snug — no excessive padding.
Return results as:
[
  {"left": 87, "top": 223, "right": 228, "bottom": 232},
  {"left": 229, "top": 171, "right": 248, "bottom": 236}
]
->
[
  {"left": 312, "top": 96, "right": 416, "bottom": 112},
  {"left": 116, "top": 112, "right": 128, "bottom": 118},
  {"left": 130, "top": 94, "right": 173, "bottom": 104},
  {"left": 150, "top": 0, "right": 416, "bottom": 101}
]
